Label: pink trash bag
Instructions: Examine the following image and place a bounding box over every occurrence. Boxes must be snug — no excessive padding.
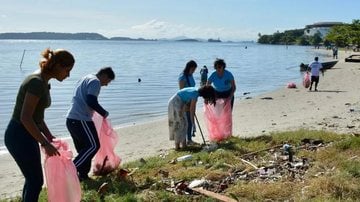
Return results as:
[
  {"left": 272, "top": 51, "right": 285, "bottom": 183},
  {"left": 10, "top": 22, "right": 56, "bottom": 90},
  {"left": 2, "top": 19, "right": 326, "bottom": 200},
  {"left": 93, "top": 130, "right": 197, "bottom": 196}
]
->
[
  {"left": 92, "top": 112, "right": 121, "bottom": 176},
  {"left": 43, "top": 139, "right": 81, "bottom": 202},
  {"left": 287, "top": 82, "right": 296, "bottom": 88},
  {"left": 303, "top": 72, "right": 311, "bottom": 88},
  {"left": 204, "top": 98, "right": 232, "bottom": 142}
]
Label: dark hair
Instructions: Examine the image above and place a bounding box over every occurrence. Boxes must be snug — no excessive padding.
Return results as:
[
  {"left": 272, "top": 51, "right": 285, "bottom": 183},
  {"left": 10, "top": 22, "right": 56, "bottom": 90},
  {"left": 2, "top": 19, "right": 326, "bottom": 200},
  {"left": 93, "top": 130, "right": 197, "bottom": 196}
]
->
[
  {"left": 198, "top": 85, "right": 216, "bottom": 105},
  {"left": 97, "top": 67, "right": 115, "bottom": 80},
  {"left": 183, "top": 60, "right": 197, "bottom": 75},
  {"left": 214, "top": 58, "right": 226, "bottom": 69},
  {"left": 314, "top": 57, "right": 319, "bottom": 61},
  {"left": 39, "top": 48, "right": 75, "bottom": 72}
]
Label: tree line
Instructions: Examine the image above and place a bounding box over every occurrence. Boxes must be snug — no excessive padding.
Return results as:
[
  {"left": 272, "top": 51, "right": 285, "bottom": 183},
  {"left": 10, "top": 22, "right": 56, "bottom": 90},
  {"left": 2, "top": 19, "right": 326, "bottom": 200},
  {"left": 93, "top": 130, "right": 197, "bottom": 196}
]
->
[{"left": 258, "top": 19, "right": 360, "bottom": 48}]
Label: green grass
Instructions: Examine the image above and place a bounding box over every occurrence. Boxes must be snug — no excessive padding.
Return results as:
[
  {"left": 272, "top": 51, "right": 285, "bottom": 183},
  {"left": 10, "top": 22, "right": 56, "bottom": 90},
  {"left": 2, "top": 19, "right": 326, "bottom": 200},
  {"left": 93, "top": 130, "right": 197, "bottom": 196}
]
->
[{"left": 2, "top": 129, "right": 360, "bottom": 201}]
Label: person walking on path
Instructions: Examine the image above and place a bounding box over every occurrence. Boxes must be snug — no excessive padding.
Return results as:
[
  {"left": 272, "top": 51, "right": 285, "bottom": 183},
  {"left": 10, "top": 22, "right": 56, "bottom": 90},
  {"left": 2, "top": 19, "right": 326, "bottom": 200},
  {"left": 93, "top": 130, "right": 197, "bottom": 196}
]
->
[
  {"left": 4, "top": 48, "right": 75, "bottom": 202},
  {"left": 308, "top": 56, "right": 323, "bottom": 91},
  {"left": 66, "top": 67, "right": 115, "bottom": 181},
  {"left": 168, "top": 86, "right": 216, "bottom": 150},
  {"left": 200, "top": 65, "right": 208, "bottom": 86},
  {"left": 332, "top": 46, "right": 338, "bottom": 59},
  {"left": 178, "top": 60, "right": 198, "bottom": 145},
  {"left": 206, "top": 58, "right": 236, "bottom": 109}
]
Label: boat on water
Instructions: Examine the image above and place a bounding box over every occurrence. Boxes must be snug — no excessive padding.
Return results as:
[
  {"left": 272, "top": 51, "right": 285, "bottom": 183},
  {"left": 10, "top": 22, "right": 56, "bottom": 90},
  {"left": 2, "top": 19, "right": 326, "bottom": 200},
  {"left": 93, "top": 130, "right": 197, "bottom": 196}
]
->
[
  {"left": 299, "top": 60, "right": 338, "bottom": 71},
  {"left": 345, "top": 55, "right": 360, "bottom": 63}
]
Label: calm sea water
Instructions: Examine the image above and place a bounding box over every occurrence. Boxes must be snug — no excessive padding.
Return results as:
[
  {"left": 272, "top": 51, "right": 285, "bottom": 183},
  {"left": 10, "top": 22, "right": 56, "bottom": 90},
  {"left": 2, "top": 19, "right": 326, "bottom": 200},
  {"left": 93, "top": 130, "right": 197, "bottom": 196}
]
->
[{"left": 0, "top": 40, "right": 328, "bottom": 153}]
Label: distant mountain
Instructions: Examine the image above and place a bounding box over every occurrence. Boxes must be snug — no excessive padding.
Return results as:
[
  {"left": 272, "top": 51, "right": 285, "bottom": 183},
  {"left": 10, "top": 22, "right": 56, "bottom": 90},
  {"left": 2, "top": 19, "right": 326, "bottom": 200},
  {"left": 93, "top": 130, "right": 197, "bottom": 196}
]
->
[
  {"left": 167, "top": 36, "right": 204, "bottom": 42},
  {"left": 109, "top": 36, "right": 157, "bottom": 41},
  {"left": 176, "top": 39, "right": 200, "bottom": 42},
  {"left": 0, "top": 32, "right": 161, "bottom": 41},
  {"left": 0, "top": 32, "right": 233, "bottom": 42},
  {"left": 0, "top": 32, "right": 107, "bottom": 40},
  {"left": 169, "top": 36, "right": 189, "bottom": 41},
  {"left": 208, "top": 38, "right": 222, "bottom": 42}
]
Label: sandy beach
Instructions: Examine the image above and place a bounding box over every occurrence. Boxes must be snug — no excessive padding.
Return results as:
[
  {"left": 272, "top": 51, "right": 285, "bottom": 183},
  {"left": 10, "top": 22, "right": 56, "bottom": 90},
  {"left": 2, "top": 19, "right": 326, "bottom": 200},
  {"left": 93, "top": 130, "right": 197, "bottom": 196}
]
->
[{"left": 1, "top": 49, "right": 360, "bottom": 199}]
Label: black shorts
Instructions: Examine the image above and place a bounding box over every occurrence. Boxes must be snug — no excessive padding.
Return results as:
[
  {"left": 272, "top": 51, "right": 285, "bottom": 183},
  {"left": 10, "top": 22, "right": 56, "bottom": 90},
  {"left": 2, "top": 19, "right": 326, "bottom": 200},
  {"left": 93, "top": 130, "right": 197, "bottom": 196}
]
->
[
  {"left": 215, "top": 89, "right": 232, "bottom": 98},
  {"left": 311, "top": 76, "right": 319, "bottom": 83}
]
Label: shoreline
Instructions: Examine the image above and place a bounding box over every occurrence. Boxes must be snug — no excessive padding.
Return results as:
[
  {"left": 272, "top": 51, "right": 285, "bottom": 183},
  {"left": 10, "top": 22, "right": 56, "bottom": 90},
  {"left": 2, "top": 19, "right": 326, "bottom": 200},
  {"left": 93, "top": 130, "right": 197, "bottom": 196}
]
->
[{"left": 1, "top": 48, "right": 360, "bottom": 199}]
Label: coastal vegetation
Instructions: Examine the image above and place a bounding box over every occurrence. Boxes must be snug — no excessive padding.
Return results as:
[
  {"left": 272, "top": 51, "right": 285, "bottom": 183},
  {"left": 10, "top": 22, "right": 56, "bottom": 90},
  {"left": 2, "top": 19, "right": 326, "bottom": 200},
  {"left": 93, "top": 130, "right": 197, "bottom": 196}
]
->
[
  {"left": 258, "top": 19, "right": 360, "bottom": 48},
  {"left": 3, "top": 130, "right": 359, "bottom": 201},
  {"left": 325, "top": 19, "right": 360, "bottom": 47}
]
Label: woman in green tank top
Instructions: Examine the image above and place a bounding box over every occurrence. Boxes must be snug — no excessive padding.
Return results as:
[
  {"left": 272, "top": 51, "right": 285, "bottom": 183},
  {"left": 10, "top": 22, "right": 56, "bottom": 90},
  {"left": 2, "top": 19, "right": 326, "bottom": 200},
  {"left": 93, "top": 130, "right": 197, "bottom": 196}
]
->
[{"left": 4, "top": 48, "right": 75, "bottom": 202}]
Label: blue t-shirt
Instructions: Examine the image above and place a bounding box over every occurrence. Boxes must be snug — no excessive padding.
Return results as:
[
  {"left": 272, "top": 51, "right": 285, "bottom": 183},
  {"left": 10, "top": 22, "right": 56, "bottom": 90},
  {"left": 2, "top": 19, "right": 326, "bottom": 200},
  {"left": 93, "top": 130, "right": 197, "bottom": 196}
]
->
[
  {"left": 177, "top": 87, "right": 199, "bottom": 103},
  {"left": 208, "top": 69, "right": 234, "bottom": 92},
  {"left": 309, "top": 61, "right": 323, "bottom": 77},
  {"left": 66, "top": 74, "right": 101, "bottom": 121},
  {"left": 178, "top": 73, "right": 195, "bottom": 87}
]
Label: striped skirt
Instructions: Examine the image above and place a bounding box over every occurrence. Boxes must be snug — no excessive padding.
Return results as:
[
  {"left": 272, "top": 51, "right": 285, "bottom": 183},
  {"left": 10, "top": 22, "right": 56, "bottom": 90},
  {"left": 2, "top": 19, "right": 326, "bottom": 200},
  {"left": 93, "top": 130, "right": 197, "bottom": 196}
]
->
[{"left": 168, "top": 95, "right": 187, "bottom": 144}]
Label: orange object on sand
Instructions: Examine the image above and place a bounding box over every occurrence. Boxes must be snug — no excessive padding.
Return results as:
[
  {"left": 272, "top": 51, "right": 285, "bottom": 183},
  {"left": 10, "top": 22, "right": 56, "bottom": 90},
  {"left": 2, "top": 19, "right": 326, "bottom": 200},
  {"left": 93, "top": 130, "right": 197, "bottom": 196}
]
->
[{"left": 303, "top": 72, "right": 311, "bottom": 88}]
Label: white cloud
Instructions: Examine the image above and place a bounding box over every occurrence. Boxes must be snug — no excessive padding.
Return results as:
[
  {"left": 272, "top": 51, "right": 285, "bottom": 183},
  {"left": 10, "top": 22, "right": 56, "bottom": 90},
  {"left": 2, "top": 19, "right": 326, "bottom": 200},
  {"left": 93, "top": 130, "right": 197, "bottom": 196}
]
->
[{"left": 106, "top": 19, "right": 257, "bottom": 41}]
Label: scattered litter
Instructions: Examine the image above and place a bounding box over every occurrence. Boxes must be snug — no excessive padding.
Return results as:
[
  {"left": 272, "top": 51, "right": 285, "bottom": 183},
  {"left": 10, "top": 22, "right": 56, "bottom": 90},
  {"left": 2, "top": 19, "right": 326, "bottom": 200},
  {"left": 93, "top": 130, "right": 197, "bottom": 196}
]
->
[
  {"left": 282, "top": 143, "right": 293, "bottom": 162},
  {"left": 240, "top": 158, "right": 259, "bottom": 169},
  {"left": 188, "top": 179, "right": 208, "bottom": 188},
  {"left": 117, "top": 168, "right": 130, "bottom": 179},
  {"left": 202, "top": 143, "right": 218, "bottom": 152},
  {"left": 349, "top": 156, "right": 358, "bottom": 160},
  {"left": 258, "top": 167, "right": 276, "bottom": 176},
  {"left": 162, "top": 138, "right": 330, "bottom": 197},
  {"left": 97, "top": 182, "right": 109, "bottom": 195},
  {"left": 139, "top": 158, "right": 146, "bottom": 164},
  {"left": 177, "top": 154, "right": 193, "bottom": 161},
  {"left": 190, "top": 187, "right": 237, "bottom": 202},
  {"left": 157, "top": 169, "right": 169, "bottom": 178},
  {"left": 165, "top": 180, "right": 192, "bottom": 195}
]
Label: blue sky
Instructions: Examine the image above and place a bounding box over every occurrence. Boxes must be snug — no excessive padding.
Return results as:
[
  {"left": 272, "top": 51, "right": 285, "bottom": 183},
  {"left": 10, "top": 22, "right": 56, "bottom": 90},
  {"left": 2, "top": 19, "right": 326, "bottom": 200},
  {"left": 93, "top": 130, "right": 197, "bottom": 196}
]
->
[{"left": 0, "top": 0, "right": 359, "bottom": 41}]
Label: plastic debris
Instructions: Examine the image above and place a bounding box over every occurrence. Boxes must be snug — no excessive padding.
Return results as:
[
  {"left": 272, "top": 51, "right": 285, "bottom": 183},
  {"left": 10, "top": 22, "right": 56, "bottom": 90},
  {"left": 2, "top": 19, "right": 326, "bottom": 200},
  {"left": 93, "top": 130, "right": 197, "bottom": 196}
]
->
[{"left": 177, "top": 154, "right": 193, "bottom": 161}]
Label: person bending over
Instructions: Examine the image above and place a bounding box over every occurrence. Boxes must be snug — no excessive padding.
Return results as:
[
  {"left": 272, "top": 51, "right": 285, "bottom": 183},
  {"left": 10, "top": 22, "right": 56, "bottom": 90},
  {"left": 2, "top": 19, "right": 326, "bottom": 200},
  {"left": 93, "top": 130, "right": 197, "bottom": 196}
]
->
[
  {"left": 66, "top": 67, "right": 115, "bottom": 181},
  {"left": 168, "top": 85, "right": 216, "bottom": 150}
]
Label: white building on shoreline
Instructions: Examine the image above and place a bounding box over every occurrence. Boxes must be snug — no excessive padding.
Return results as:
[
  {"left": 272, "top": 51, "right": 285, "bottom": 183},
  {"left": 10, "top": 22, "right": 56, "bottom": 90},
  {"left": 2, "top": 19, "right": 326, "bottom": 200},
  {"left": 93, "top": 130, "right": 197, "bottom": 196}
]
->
[{"left": 304, "top": 22, "right": 343, "bottom": 38}]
